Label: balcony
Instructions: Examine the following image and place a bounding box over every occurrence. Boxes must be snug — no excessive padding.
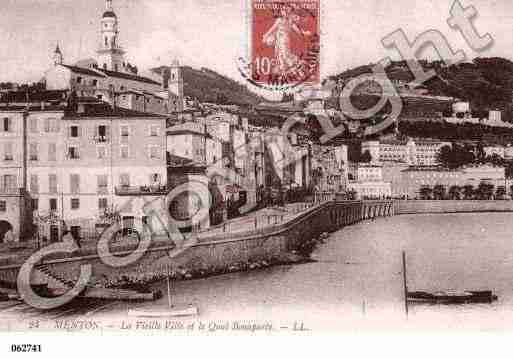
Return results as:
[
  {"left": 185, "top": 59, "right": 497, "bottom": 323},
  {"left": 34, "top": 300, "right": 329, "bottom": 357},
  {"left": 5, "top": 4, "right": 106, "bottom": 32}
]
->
[
  {"left": 115, "top": 185, "right": 169, "bottom": 196},
  {"left": 93, "top": 135, "right": 109, "bottom": 143}
]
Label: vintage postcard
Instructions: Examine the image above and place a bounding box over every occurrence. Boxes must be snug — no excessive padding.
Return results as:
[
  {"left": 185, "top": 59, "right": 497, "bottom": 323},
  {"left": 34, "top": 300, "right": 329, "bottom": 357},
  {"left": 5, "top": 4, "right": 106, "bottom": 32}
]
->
[{"left": 1, "top": 0, "right": 513, "bottom": 356}]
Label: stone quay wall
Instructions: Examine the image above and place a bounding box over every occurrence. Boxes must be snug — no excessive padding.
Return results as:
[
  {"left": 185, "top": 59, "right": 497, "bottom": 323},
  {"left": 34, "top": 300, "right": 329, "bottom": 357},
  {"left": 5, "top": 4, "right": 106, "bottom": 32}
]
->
[
  {"left": 0, "top": 200, "right": 394, "bottom": 288},
  {"left": 395, "top": 200, "right": 513, "bottom": 215}
]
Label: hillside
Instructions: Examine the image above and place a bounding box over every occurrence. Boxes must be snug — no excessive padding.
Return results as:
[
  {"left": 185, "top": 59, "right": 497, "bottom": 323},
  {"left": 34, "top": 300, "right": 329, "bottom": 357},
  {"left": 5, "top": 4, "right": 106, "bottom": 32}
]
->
[
  {"left": 327, "top": 57, "right": 513, "bottom": 121},
  {"left": 152, "top": 66, "right": 265, "bottom": 106}
]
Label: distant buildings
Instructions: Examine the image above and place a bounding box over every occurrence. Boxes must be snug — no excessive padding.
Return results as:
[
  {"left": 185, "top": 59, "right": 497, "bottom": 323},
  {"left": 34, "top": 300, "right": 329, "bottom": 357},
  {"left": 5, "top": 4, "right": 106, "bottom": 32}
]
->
[
  {"left": 393, "top": 165, "right": 506, "bottom": 199},
  {"left": 310, "top": 144, "right": 347, "bottom": 193},
  {"left": 347, "top": 163, "right": 392, "bottom": 200},
  {"left": 361, "top": 138, "right": 451, "bottom": 166}
]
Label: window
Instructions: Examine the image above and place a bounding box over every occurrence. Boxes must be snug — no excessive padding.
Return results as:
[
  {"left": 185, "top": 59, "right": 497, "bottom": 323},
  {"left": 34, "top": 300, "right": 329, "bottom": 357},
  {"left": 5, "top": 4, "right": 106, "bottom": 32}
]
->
[
  {"left": 67, "top": 146, "right": 80, "bottom": 159},
  {"left": 97, "top": 175, "right": 108, "bottom": 194},
  {"left": 0, "top": 201, "right": 5, "bottom": 212},
  {"left": 48, "top": 143, "right": 56, "bottom": 161},
  {"left": 70, "top": 125, "right": 79, "bottom": 138},
  {"left": 103, "top": 63, "right": 107, "bottom": 70},
  {"left": 105, "top": 37, "right": 108, "bottom": 46},
  {"left": 2, "top": 117, "right": 12, "bottom": 132},
  {"left": 97, "top": 125, "right": 108, "bottom": 142},
  {"left": 98, "top": 198, "right": 108, "bottom": 210},
  {"left": 114, "top": 64, "right": 118, "bottom": 72},
  {"left": 119, "top": 173, "right": 130, "bottom": 187},
  {"left": 70, "top": 174, "right": 80, "bottom": 194},
  {"left": 49, "top": 198, "right": 57, "bottom": 211},
  {"left": 120, "top": 146, "right": 129, "bottom": 159},
  {"left": 120, "top": 125, "right": 129, "bottom": 143},
  {"left": 49, "top": 174, "right": 57, "bottom": 194},
  {"left": 29, "top": 143, "right": 38, "bottom": 161},
  {"left": 92, "top": 79, "right": 98, "bottom": 87},
  {"left": 29, "top": 118, "right": 38, "bottom": 133},
  {"left": 31, "top": 198, "right": 38, "bottom": 210},
  {"left": 70, "top": 198, "right": 80, "bottom": 210},
  {"left": 4, "top": 142, "right": 13, "bottom": 161},
  {"left": 44, "top": 118, "right": 59, "bottom": 133},
  {"left": 76, "top": 77, "right": 82, "bottom": 84},
  {"left": 30, "top": 175, "right": 39, "bottom": 194},
  {"left": 1, "top": 175, "right": 16, "bottom": 193},
  {"left": 149, "top": 146, "right": 160, "bottom": 159},
  {"left": 150, "top": 125, "right": 159, "bottom": 137},
  {"left": 97, "top": 146, "right": 107, "bottom": 159}
]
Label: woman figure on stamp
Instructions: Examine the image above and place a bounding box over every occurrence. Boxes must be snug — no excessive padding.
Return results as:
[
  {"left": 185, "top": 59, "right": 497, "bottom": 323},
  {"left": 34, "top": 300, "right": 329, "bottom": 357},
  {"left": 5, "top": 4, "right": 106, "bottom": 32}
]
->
[{"left": 263, "top": 5, "right": 311, "bottom": 76}]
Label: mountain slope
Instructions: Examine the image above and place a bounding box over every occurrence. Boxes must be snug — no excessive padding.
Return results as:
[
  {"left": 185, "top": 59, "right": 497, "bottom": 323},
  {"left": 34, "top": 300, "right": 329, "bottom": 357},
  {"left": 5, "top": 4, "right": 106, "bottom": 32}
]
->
[
  {"left": 327, "top": 58, "right": 513, "bottom": 121},
  {"left": 152, "top": 66, "right": 265, "bottom": 106}
]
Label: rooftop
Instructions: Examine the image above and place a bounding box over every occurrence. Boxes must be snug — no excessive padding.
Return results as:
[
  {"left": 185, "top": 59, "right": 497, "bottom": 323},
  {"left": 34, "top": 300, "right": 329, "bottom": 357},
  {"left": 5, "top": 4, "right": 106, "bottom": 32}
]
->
[
  {"left": 167, "top": 122, "right": 208, "bottom": 136},
  {"left": 64, "top": 103, "right": 166, "bottom": 119},
  {"left": 61, "top": 64, "right": 106, "bottom": 78},
  {"left": 99, "top": 68, "right": 161, "bottom": 86}
]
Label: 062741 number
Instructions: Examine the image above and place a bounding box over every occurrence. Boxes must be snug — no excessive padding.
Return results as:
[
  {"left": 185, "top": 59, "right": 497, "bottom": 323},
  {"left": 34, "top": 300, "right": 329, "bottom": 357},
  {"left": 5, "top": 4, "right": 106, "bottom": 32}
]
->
[{"left": 11, "top": 344, "right": 42, "bottom": 353}]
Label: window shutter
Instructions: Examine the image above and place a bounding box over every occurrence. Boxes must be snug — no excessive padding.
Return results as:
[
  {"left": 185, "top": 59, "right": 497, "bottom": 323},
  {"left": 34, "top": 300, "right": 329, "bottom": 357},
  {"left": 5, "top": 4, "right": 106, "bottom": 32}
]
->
[
  {"left": 48, "top": 143, "right": 56, "bottom": 161},
  {"left": 105, "top": 125, "right": 110, "bottom": 140},
  {"left": 8, "top": 118, "right": 13, "bottom": 132},
  {"left": 78, "top": 126, "right": 82, "bottom": 137}
]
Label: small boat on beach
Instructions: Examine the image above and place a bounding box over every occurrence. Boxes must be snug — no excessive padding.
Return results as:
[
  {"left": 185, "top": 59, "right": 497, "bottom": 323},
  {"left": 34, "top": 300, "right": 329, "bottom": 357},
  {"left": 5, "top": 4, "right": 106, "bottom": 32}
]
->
[
  {"left": 128, "top": 305, "right": 198, "bottom": 318},
  {"left": 407, "top": 290, "right": 498, "bottom": 304}
]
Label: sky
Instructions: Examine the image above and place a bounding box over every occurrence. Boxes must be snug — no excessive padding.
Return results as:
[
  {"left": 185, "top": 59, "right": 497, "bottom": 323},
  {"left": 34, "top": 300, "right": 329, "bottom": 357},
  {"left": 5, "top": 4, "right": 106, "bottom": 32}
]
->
[{"left": 1, "top": 0, "right": 513, "bottom": 98}]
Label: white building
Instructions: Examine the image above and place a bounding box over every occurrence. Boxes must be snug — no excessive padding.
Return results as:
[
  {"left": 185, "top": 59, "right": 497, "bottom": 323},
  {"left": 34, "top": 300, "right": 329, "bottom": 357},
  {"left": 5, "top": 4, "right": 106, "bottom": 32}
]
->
[
  {"left": 44, "top": 0, "right": 184, "bottom": 115},
  {"left": 0, "top": 98, "right": 167, "bottom": 242},
  {"left": 348, "top": 163, "right": 391, "bottom": 199},
  {"left": 361, "top": 138, "right": 451, "bottom": 166}
]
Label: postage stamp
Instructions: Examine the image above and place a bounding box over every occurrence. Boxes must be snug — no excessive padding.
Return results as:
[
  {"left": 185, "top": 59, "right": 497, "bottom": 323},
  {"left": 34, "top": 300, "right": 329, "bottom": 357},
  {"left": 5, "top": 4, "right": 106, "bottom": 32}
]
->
[{"left": 248, "top": 0, "right": 320, "bottom": 90}]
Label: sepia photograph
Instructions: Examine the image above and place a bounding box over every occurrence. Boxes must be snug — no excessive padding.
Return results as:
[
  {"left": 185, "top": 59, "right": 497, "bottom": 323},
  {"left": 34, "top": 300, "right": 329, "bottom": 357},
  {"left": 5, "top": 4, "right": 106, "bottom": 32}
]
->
[{"left": 1, "top": 0, "right": 513, "bottom": 355}]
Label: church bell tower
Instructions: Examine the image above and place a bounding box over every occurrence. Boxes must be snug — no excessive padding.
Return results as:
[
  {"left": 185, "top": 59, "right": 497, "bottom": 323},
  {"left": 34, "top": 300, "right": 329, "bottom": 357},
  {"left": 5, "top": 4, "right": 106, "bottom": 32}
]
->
[
  {"left": 168, "top": 59, "right": 184, "bottom": 113},
  {"left": 53, "top": 44, "right": 63, "bottom": 66},
  {"left": 97, "top": 0, "right": 125, "bottom": 72}
]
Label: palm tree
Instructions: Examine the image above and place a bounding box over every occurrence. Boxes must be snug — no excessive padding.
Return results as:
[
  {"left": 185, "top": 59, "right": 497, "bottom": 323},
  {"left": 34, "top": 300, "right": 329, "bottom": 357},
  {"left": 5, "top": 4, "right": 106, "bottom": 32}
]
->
[
  {"left": 433, "top": 184, "right": 446, "bottom": 200},
  {"left": 448, "top": 185, "right": 461, "bottom": 200},
  {"left": 496, "top": 186, "right": 507, "bottom": 200},
  {"left": 463, "top": 185, "right": 474, "bottom": 200},
  {"left": 419, "top": 186, "right": 433, "bottom": 200},
  {"left": 476, "top": 182, "right": 495, "bottom": 200}
]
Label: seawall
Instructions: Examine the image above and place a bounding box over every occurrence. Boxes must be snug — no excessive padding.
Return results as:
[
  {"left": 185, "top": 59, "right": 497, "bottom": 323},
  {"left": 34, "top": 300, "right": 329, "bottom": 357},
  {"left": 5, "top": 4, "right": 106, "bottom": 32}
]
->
[
  {"left": 395, "top": 200, "right": 513, "bottom": 214},
  {"left": 0, "top": 200, "right": 394, "bottom": 288}
]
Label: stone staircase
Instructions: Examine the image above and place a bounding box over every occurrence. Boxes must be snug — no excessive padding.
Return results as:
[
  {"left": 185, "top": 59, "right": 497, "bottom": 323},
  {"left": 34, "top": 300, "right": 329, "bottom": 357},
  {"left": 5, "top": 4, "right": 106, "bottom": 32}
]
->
[{"left": 34, "top": 265, "right": 75, "bottom": 291}]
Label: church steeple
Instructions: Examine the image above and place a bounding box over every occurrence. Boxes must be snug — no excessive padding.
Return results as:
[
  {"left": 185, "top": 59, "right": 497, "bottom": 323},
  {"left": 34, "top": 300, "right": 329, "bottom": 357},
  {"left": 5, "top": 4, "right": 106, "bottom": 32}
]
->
[
  {"left": 53, "top": 44, "right": 63, "bottom": 65},
  {"left": 97, "top": 0, "right": 124, "bottom": 72}
]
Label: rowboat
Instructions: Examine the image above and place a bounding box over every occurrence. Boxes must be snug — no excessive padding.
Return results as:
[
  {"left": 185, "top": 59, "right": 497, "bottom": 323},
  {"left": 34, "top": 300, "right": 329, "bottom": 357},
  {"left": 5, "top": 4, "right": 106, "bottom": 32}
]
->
[
  {"left": 128, "top": 305, "right": 198, "bottom": 318},
  {"left": 407, "top": 290, "right": 498, "bottom": 304}
]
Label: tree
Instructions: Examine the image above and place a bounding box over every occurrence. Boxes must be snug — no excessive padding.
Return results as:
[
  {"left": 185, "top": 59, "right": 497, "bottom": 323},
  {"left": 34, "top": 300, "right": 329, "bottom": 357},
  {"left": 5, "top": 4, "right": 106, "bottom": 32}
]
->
[
  {"left": 436, "top": 143, "right": 476, "bottom": 169},
  {"left": 433, "top": 184, "right": 446, "bottom": 200},
  {"left": 463, "top": 185, "right": 474, "bottom": 200},
  {"left": 360, "top": 150, "right": 372, "bottom": 163},
  {"left": 475, "top": 182, "right": 494, "bottom": 200},
  {"left": 448, "top": 185, "right": 461, "bottom": 200},
  {"left": 419, "top": 186, "right": 432, "bottom": 200},
  {"left": 496, "top": 186, "right": 507, "bottom": 200}
]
